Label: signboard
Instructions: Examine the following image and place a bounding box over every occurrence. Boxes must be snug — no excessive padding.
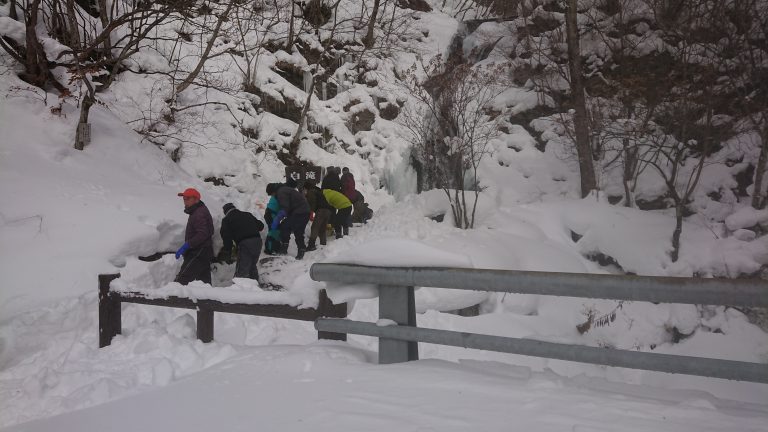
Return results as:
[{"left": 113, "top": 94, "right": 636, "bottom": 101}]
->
[
  {"left": 285, "top": 165, "right": 322, "bottom": 187},
  {"left": 77, "top": 123, "right": 91, "bottom": 146}
]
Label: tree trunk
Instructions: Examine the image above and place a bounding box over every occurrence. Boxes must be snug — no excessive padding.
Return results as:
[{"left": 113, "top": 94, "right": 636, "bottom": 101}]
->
[
  {"left": 564, "top": 0, "right": 597, "bottom": 198},
  {"left": 286, "top": 1, "right": 296, "bottom": 51},
  {"left": 9, "top": 0, "right": 18, "bottom": 20},
  {"left": 751, "top": 126, "right": 768, "bottom": 209},
  {"left": 623, "top": 138, "right": 636, "bottom": 207},
  {"left": 21, "top": 0, "right": 49, "bottom": 88},
  {"left": 363, "top": 0, "right": 381, "bottom": 48},
  {"left": 670, "top": 203, "right": 683, "bottom": 262},
  {"left": 96, "top": 0, "right": 113, "bottom": 61}
]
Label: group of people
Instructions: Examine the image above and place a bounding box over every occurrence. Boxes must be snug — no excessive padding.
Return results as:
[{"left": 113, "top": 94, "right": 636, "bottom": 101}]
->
[
  {"left": 172, "top": 166, "right": 373, "bottom": 286},
  {"left": 264, "top": 166, "right": 373, "bottom": 259}
]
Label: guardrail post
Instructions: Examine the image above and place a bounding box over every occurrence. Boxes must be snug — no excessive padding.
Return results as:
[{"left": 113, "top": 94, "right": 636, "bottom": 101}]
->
[
  {"left": 317, "top": 289, "right": 347, "bottom": 341},
  {"left": 98, "top": 273, "right": 121, "bottom": 348},
  {"left": 197, "top": 307, "right": 214, "bottom": 343},
  {"left": 378, "top": 285, "right": 419, "bottom": 364}
]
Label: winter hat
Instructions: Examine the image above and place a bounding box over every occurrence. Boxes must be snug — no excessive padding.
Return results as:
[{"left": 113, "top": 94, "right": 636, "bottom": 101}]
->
[
  {"left": 222, "top": 203, "right": 235, "bottom": 214},
  {"left": 266, "top": 183, "right": 279, "bottom": 195},
  {"left": 177, "top": 188, "right": 201, "bottom": 199}
]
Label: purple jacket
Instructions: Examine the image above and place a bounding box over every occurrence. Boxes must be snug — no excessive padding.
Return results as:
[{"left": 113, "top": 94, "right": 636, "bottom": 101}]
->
[
  {"left": 341, "top": 172, "right": 356, "bottom": 200},
  {"left": 183, "top": 201, "right": 214, "bottom": 258}
]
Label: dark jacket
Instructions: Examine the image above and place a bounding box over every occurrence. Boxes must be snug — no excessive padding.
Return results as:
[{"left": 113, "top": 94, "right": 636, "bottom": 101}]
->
[
  {"left": 321, "top": 171, "right": 342, "bottom": 192},
  {"left": 276, "top": 185, "right": 310, "bottom": 215},
  {"left": 184, "top": 201, "right": 214, "bottom": 258},
  {"left": 305, "top": 184, "right": 331, "bottom": 212},
  {"left": 220, "top": 208, "right": 264, "bottom": 253},
  {"left": 341, "top": 172, "right": 356, "bottom": 200}
]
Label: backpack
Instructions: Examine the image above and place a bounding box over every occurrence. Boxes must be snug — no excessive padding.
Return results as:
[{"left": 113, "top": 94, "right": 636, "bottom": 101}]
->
[{"left": 362, "top": 205, "right": 373, "bottom": 223}]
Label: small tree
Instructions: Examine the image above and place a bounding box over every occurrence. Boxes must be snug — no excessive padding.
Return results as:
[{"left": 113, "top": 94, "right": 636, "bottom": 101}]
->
[
  {"left": 400, "top": 56, "right": 508, "bottom": 229},
  {"left": 640, "top": 124, "right": 710, "bottom": 262}
]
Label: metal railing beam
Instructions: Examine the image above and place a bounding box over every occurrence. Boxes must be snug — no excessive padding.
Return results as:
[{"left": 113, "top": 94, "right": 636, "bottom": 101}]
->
[
  {"left": 316, "top": 318, "right": 768, "bottom": 383},
  {"left": 311, "top": 264, "right": 768, "bottom": 307}
]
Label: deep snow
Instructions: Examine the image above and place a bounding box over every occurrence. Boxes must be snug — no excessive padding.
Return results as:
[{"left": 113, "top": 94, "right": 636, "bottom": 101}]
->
[{"left": 1, "top": 0, "right": 767, "bottom": 430}]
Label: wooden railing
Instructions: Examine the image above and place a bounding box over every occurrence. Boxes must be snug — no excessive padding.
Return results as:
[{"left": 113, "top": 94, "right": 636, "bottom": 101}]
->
[{"left": 98, "top": 273, "right": 347, "bottom": 347}]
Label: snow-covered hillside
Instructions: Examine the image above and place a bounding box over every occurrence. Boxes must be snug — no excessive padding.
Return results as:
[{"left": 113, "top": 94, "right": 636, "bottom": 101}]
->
[{"left": 1, "top": 0, "right": 767, "bottom": 429}]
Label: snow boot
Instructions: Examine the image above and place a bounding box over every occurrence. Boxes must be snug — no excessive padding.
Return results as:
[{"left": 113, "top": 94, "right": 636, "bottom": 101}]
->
[
  {"left": 296, "top": 248, "right": 306, "bottom": 260},
  {"left": 277, "top": 242, "right": 289, "bottom": 255}
]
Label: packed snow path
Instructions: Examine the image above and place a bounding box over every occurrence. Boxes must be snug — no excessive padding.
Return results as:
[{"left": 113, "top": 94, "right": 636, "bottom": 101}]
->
[{"left": 3, "top": 344, "right": 767, "bottom": 432}]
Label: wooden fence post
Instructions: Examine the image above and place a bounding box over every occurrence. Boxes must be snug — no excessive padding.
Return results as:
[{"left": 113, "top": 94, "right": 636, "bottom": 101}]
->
[
  {"left": 98, "top": 273, "right": 121, "bottom": 347},
  {"left": 196, "top": 307, "right": 214, "bottom": 343},
  {"left": 317, "top": 289, "right": 347, "bottom": 341}
]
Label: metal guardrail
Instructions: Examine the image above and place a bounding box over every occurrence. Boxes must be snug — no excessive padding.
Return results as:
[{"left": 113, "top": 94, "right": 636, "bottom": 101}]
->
[
  {"left": 310, "top": 264, "right": 768, "bottom": 383},
  {"left": 310, "top": 264, "right": 768, "bottom": 306}
]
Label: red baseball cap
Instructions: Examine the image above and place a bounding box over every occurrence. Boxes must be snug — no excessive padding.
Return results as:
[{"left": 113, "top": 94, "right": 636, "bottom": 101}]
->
[{"left": 177, "top": 188, "right": 201, "bottom": 199}]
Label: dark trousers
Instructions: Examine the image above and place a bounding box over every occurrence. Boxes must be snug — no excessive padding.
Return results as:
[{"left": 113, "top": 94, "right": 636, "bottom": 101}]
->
[
  {"left": 280, "top": 212, "right": 310, "bottom": 250},
  {"left": 309, "top": 208, "right": 331, "bottom": 246},
  {"left": 235, "top": 236, "right": 262, "bottom": 280},
  {"left": 175, "top": 249, "right": 212, "bottom": 285},
  {"left": 333, "top": 206, "right": 352, "bottom": 237}
]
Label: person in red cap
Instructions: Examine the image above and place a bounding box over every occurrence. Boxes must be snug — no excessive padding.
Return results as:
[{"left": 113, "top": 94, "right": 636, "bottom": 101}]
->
[{"left": 174, "top": 188, "right": 214, "bottom": 285}]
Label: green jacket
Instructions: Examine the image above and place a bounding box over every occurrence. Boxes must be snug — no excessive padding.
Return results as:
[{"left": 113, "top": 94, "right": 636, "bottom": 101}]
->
[{"left": 322, "top": 188, "right": 352, "bottom": 209}]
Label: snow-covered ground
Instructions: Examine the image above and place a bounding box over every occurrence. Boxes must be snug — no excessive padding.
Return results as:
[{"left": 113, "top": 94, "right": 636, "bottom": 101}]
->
[
  {"left": 2, "top": 0, "right": 768, "bottom": 430},
  {"left": 5, "top": 345, "right": 768, "bottom": 432},
  {"left": 1, "top": 72, "right": 767, "bottom": 430}
]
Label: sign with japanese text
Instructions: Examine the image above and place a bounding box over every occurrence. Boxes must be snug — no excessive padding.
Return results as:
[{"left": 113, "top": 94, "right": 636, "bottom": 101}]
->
[{"left": 285, "top": 165, "right": 322, "bottom": 186}]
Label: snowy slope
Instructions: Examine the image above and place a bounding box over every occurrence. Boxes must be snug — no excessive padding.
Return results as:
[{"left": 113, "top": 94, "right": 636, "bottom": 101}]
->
[
  {"left": 1, "top": 0, "right": 768, "bottom": 430},
  {"left": 4, "top": 345, "right": 768, "bottom": 432},
  {"left": 0, "top": 76, "right": 216, "bottom": 318}
]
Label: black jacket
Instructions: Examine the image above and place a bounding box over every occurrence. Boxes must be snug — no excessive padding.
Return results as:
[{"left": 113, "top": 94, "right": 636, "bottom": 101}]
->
[
  {"left": 220, "top": 208, "right": 264, "bottom": 253},
  {"left": 276, "top": 185, "right": 310, "bottom": 215},
  {"left": 321, "top": 172, "right": 342, "bottom": 192},
  {"left": 305, "top": 184, "right": 331, "bottom": 212}
]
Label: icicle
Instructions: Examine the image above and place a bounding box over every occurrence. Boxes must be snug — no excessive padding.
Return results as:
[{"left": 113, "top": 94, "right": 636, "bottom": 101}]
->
[{"left": 303, "top": 70, "right": 313, "bottom": 94}]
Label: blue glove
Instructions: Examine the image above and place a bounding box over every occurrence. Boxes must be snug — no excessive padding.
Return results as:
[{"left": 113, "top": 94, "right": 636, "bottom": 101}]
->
[
  {"left": 175, "top": 242, "right": 190, "bottom": 259},
  {"left": 270, "top": 210, "right": 286, "bottom": 230}
]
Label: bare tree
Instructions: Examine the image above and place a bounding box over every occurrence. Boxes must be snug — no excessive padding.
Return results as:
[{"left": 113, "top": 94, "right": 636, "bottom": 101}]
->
[
  {"left": 228, "top": 0, "right": 283, "bottom": 91},
  {"left": 400, "top": 56, "right": 508, "bottom": 229},
  {"left": 635, "top": 0, "right": 726, "bottom": 261},
  {"left": 706, "top": 0, "right": 768, "bottom": 209},
  {"left": 513, "top": 1, "right": 598, "bottom": 198},
  {"left": 640, "top": 121, "right": 711, "bottom": 262},
  {"left": 175, "top": 0, "right": 236, "bottom": 95},
  {"left": 0, "top": 0, "right": 68, "bottom": 94},
  {"left": 287, "top": 0, "right": 358, "bottom": 161}
]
